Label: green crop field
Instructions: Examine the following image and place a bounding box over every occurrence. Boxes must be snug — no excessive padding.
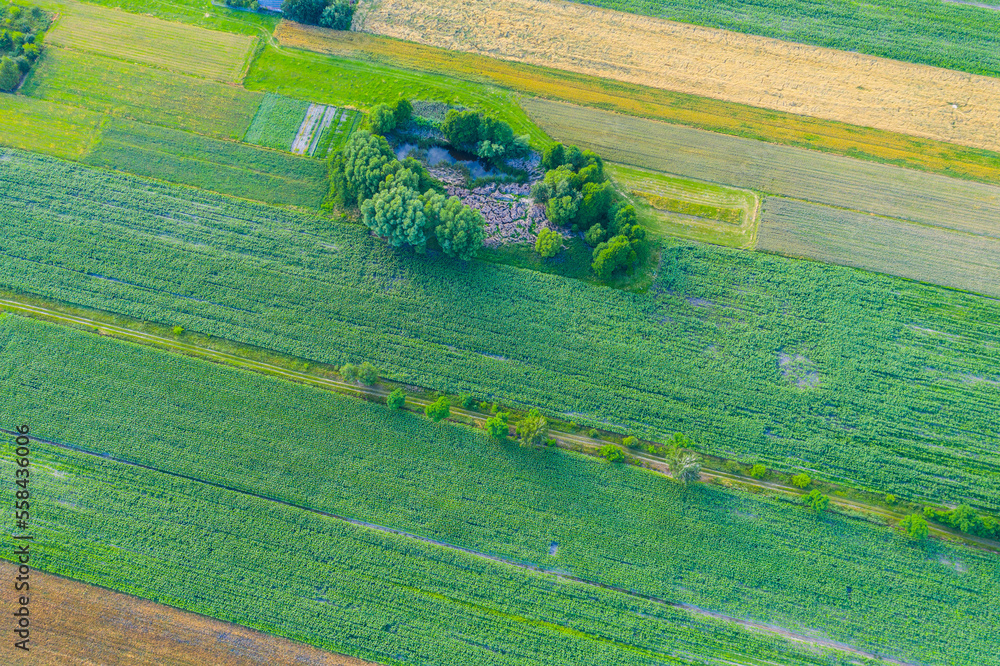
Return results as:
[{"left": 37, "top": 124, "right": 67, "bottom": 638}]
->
[
  {"left": 2, "top": 150, "right": 999, "bottom": 513},
  {"left": 2, "top": 315, "right": 999, "bottom": 665},
  {"left": 568, "top": 0, "right": 1000, "bottom": 78},
  {"left": 0, "top": 95, "right": 101, "bottom": 159},
  {"left": 3, "top": 441, "right": 902, "bottom": 666},
  {"left": 607, "top": 163, "right": 759, "bottom": 248},
  {"left": 245, "top": 45, "right": 549, "bottom": 148},
  {"left": 45, "top": 0, "right": 256, "bottom": 82},
  {"left": 22, "top": 47, "right": 263, "bottom": 139},
  {"left": 33, "top": 0, "right": 277, "bottom": 35},
  {"left": 83, "top": 120, "right": 328, "bottom": 206},
  {"left": 243, "top": 92, "right": 311, "bottom": 151},
  {"left": 758, "top": 197, "right": 1000, "bottom": 299},
  {"left": 525, "top": 99, "right": 1000, "bottom": 241}
]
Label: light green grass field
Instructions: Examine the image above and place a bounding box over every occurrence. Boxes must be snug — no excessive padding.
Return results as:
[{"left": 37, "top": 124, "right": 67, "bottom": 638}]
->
[
  {"left": 525, "top": 99, "right": 1000, "bottom": 241},
  {"left": 607, "top": 163, "right": 759, "bottom": 248},
  {"left": 758, "top": 197, "right": 1000, "bottom": 299},
  {"left": 84, "top": 119, "right": 328, "bottom": 207},
  {"left": 242, "top": 92, "right": 310, "bottom": 151},
  {"left": 33, "top": 0, "right": 277, "bottom": 35},
  {"left": 246, "top": 44, "right": 550, "bottom": 148},
  {"left": 45, "top": 0, "right": 256, "bottom": 82},
  {"left": 3, "top": 315, "right": 999, "bottom": 666},
  {"left": 22, "top": 47, "right": 263, "bottom": 139},
  {"left": 0, "top": 95, "right": 101, "bottom": 159}
]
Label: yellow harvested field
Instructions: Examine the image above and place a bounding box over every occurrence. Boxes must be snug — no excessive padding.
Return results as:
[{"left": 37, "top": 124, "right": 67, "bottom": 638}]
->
[
  {"left": 359, "top": 0, "right": 1000, "bottom": 152},
  {"left": 46, "top": 0, "right": 255, "bottom": 82},
  {"left": 0, "top": 561, "right": 380, "bottom": 665}
]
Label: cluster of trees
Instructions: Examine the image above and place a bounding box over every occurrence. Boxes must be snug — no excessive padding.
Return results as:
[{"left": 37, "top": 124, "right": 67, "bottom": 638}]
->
[
  {"left": 332, "top": 130, "right": 486, "bottom": 260},
  {"left": 369, "top": 98, "right": 412, "bottom": 135},
  {"left": 280, "top": 0, "right": 354, "bottom": 29},
  {"left": 340, "top": 361, "right": 378, "bottom": 385},
  {"left": 0, "top": 5, "right": 48, "bottom": 93},
  {"left": 440, "top": 109, "right": 530, "bottom": 167},
  {"left": 531, "top": 143, "right": 649, "bottom": 279},
  {"left": 924, "top": 503, "right": 999, "bottom": 539}
]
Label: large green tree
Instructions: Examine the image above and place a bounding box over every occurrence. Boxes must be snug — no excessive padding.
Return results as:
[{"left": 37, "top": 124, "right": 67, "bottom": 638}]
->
[
  {"left": 0, "top": 56, "right": 20, "bottom": 92},
  {"left": 339, "top": 130, "right": 398, "bottom": 206},
  {"left": 591, "top": 235, "right": 637, "bottom": 279},
  {"left": 434, "top": 198, "right": 486, "bottom": 260},
  {"left": 361, "top": 182, "right": 428, "bottom": 249}
]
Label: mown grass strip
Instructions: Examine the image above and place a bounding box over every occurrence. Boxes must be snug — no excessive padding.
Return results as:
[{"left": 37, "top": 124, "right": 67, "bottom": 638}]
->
[{"left": 0, "top": 95, "right": 101, "bottom": 160}]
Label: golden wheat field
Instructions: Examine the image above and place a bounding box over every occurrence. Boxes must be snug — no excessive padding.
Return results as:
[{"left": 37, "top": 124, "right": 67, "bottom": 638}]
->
[{"left": 358, "top": 0, "right": 1000, "bottom": 152}]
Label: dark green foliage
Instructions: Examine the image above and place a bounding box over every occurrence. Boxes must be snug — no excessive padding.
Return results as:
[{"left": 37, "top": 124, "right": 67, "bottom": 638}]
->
[
  {"left": 541, "top": 143, "right": 565, "bottom": 171},
  {"left": 569, "top": 0, "right": 1000, "bottom": 78},
  {"left": 441, "top": 109, "right": 481, "bottom": 149},
  {"left": 806, "top": 490, "right": 830, "bottom": 514},
  {"left": 899, "top": 514, "right": 929, "bottom": 541},
  {"left": 386, "top": 387, "right": 405, "bottom": 410},
  {"left": 534, "top": 227, "right": 561, "bottom": 258},
  {"left": 318, "top": 0, "right": 353, "bottom": 29},
  {"left": 610, "top": 204, "right": 638, "bottom": 236},
  {"left": 598, "top": 443, "right": 625, "bottom": 462},
  {"left": 393, "top": 98, "right": 412, "bottom": 127},
  {"left": 584, "top": 223, "right": 605, "bottom": 247},
  {"left": 791, "top": 473, "right": 811, "bottom": 488},
  {"left": 369, "top": 103, "right": 396, "bottom": 134},
  {"left": 484, "top": 411, "right": 510, "bottom": 440},
  {"left": 340, "top": 362, "right": 358, "bottom": 382},
  {"left": 360, "top": 181, "right": 427, "bottom": 249},
  {"left": 0, "top": 56, "right": 17, "bottom": 92},
  {"left": 577, "top": 181, "right": 614, "bottom": 230},
  {"left": 358, "top": 361, "right": 378, "bottom": 385},
  {"left": 281, "top": 0, "right": 327, "bottom": 24},
  {"left": 433, "top": 198, "right": 486, "bottom": 261},
  {"left": 591, "top": 234, "right": 637, "bottom": 278},
  {"left": 425, "top": 396, "right": 450, "bottom": 422},
  {"left": 515, "top": 408, "right": 548, "bottom": 447},
  {"left": 336, "top": 130, "right": 397, "bottom": 206}
]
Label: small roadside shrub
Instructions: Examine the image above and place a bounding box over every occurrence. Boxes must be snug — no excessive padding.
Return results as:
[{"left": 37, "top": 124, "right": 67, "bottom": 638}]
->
[
  {"left": 386, "top": 388, "right": 405, "bottom": 410},
  {"left": 805, "top": 489, "right": 829, "bottom": 514},
  {"left": 340, "top": 362, "right": 358, "bottom": 382},
  {"left": 172, "top": 325, "right": 184, "bottom": 336},
  {"left": 460, "top": 394, "right": 477, "bottom": 409},
  {"left": 749, "top": 464, "right": 766, "bottom": 479},
  {"left": 484, "top": 412, "right": 510, "bottom": 440},
  {"left": 598, "top": 443, "right": 625, "bottom": 463},
  {"left": 900, "top": 514, "right": 929, "bottom": 541},
  {"left": 622, "top": 435, "right": 639, "bottom": 449},
  {"left": 425, "top": 396, "right": 450, "bottom": 422},
  {"left": 885, "top": 493, "right": 897, "bottom": 505},
  {"left": 357, "top": 361, "right": 378, "bottom": 385},
  {"left": 587, "top": 428, "right": 599, "bottom": 439},
  {"left": 791, "top": 473, "right": 811, "bottom": 488},
  {"left": 544, "top": 438, "right": 557, "bottom": 447}
]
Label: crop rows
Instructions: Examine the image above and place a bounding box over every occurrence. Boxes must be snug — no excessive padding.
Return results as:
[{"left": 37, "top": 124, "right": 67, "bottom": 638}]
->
[
  {"left": 3, "top": 316, "right": 999, "bottom": 665},
  {"left": 566, "top": 0, "right": 1000, "bottom": 77},
  {"left": 360, "top": 0, "right": 1000, "bottom": 153},
  {"left": 0, "top": 150, "right": 999, "bottom": 512},
  {"left": 243, "top": 92, "right": 311, "bottom": 151},
  {"left": 758, "top": 197, "right": 1000, "bottom": 299},
  {"left": 22, "top": 47, "right": 263, "bottom": 140},
  {"left": 45, "top": 0, "right": 255, "bottom": 82},
  {"left": 83, "top": 120, "right": 328, "bottom": 207},
  {"left": 526, "top": 100, "right": 1000, "bottom": 239},
  {"left": 4, "top": 438, "right": 907, "bottom": 666}
]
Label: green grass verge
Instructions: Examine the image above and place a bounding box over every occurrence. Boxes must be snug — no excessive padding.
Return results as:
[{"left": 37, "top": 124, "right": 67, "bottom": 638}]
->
[
  {"left": 2, "top": 149, "right": 1000, "bottom": 513},
  {"left": 245, "top": 44, "right": 550, "bottom": 148},
  {"left": 567, "top": 0, "right": 1000, "bottom": 78},
  {"left": 3, "top": 315, "right": 999, "bottom": 665},
  {"left": 22, "top": 46, "right": 263, "bottom": 140},
  {"left": 34, "top": 0, "right": 277, "bottom": 35},
  {"left": 83, "top": 119, "right": 327, "bottom": 206},
  {"left": 0, "top": 94, "right": 101, "bottom": 160},
  {"left": 607, "top": 163, "right": 759, "bottom": 249}
]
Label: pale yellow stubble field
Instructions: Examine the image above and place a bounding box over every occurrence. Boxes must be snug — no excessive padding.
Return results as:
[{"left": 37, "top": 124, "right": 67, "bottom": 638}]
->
[{"left": 358, "top": 0, "right": 1000, "bottom": 152}]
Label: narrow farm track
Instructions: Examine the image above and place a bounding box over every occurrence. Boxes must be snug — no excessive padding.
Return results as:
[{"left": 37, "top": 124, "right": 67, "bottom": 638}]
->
[
  {"left": 2, "top": 296, "right": 996, "bottom": 555},
  {"left": 0, "top": 423, "right": 916, "bottom": 665}
]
